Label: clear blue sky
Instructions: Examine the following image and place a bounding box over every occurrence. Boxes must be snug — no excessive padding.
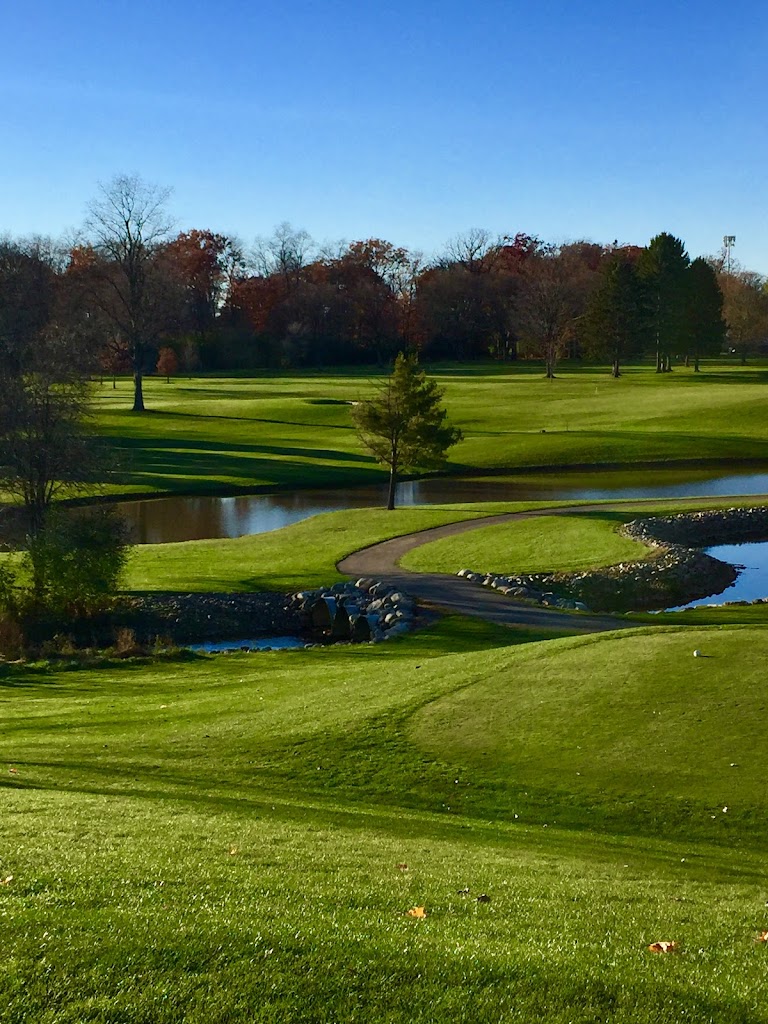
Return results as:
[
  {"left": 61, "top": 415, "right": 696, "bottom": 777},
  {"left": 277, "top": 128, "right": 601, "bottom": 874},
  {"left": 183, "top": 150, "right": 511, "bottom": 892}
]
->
[{"left": 2, "top": 0, "right": 766, "bottom": 271}]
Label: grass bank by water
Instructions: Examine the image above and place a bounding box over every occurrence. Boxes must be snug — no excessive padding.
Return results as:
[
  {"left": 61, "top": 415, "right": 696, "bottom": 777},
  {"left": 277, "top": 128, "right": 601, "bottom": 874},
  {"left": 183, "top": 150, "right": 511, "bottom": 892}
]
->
[{"left": 94, "top": 362, "right": 768, "bottom": 499}]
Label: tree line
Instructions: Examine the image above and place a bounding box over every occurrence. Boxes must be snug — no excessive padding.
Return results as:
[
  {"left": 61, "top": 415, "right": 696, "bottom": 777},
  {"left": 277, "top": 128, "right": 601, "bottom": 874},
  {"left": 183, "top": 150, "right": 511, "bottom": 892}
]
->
[{"left": 2, "top": 175, "right": 768, "bottom": 416}]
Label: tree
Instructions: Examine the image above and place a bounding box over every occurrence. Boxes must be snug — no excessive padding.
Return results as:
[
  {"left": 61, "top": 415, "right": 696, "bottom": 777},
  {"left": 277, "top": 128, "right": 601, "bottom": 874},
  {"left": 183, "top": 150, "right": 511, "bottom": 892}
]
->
[
  {"left": 156, "top": 346, "right": 179, "bottom": 382},
  {"left": 84, "top": 174, "right": 183, "bottom": 411},
  {"left": 24, "top": 505, "right": 128, "bottom": 614},
  {"left": 582, "top": 254, "right": 644, "bottom": 376},
  {"left": 637, "top": 233, "right": 689, "bottom": 373},
  {"left": 718, "top": 270, "right": 768, "bottom": 364},
  {"left": 353, "top": 353, "right": 462, "bottom": 509},
  {"left": 685, "top": 258, "right": 726, "bottom": 371},
  {"left": 516, "top": 243, "right": 599, "bottom": 377},
  {"left": 0, "top": 238, "right": 99, "bottom": 534}
]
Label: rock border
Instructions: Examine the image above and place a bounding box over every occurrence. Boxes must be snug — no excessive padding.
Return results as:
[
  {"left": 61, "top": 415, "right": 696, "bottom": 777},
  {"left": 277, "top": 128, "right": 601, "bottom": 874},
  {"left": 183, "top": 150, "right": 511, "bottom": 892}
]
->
[
  {"left": 291, "top": 580, "right": 417, "bottom": 642},
  {"left": 457, "top": 506, "right": 768, "bottom": 614}
]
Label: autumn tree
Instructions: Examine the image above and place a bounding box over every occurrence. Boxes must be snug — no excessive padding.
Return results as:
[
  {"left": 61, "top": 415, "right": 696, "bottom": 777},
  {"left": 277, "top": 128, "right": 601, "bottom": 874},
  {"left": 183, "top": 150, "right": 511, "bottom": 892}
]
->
[
  {"left": 156, "top": 346, "right": 179, "bottom": 382},
  {"left": 516, "top": 243, "right": 599, "bottom": 377},
  {"left": 165, "top": 229, "right": 244, "bottom": 342},
  {"left": 353, "top": 353, "right": 462, "bottom": 510},
  {"left": 718, "top": 270, "right": 768, "bottom": 364},
  {"left": 83, "top": 174, "right": 184, "bottom": 411},
  {"left": 637, "top": 233, "right": 690, "bottom": 373}
]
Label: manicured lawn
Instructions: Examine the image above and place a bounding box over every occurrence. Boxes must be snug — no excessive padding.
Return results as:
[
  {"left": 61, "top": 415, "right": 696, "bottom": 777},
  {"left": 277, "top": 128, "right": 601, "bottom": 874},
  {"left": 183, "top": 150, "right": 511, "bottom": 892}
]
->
[
  {"left": 401, "top": 510, "right": 648, "bottom": 575},
  {"left": 124, "top": 504, "right": 497, "bottom": 591},
  {"left": 93, "top": 363, "right": 768, "bottom": 499},
  {"left": 3, "top": 619, "right": 768, "bottom": 1021}
]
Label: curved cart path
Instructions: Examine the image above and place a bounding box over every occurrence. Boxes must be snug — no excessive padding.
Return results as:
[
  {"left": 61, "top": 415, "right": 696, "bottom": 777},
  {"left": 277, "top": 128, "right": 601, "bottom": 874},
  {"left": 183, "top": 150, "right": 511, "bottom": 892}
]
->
[{"left": 338, "top": 505, "right": 637, "bottom": 634}]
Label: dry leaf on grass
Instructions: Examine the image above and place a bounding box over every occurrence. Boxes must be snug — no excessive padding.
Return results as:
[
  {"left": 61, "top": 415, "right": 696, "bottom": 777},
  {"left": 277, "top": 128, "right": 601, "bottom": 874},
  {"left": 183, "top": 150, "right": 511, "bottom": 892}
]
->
[
  {"left": 648, "top": 941, "right": 678, "bottom": 953},
  {"left": 396, "top": 863, "right": 408, "bottom": 872},
  {"left": 0, "top": 875, "right": 13, "bottom": 885},
  {"left": 756, "top": 931, "right": 768, "bottom": 943},
  {"left": 476, "top": 893, "right": 491, "bottom": 903},
  {"left": 406, "top": 906, "right": 427, "bottom": 919}
]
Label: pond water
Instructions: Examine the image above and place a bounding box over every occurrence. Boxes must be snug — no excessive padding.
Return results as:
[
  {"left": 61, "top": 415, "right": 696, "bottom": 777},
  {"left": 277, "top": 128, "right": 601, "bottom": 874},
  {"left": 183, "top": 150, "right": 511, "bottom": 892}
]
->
[
  {"left": 116, "top": 463, "right": 768, "bottom": 545},
  {"left": 667, "top": 542, "right": 768, "bottom": 610},
  {"left": 187, "top": 636, "right": 306, "bottom": 653}
]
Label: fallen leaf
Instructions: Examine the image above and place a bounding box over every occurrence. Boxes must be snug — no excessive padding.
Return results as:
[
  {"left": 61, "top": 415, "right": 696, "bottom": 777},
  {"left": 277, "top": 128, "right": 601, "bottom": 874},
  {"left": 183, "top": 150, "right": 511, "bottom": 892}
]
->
[
  {"left": 456, "top": 887, "right": 470, "bottom": 895},
  {"left": 648, "top": 941, "right": 678, "bottom": 953},
  {"left": 406, "top": 906, "right": 427, "bottom": 919},
  {"left": 0, "top": 875, "right": 13, "bottom": 885},
  {"left": 756, "top": 931, "right": 768, "bottom": 943},
  {"left": 396, "top": 863, "right": 408, "bottom": 872},
  {"left": 8, "top": 768, "right": 18, "bottom": 775},
  {"left": 229, "top": 846, "right": 239, "bottom": 856},
  {"left": 476, "top": 893, "right": 491, "bottom": 903}
]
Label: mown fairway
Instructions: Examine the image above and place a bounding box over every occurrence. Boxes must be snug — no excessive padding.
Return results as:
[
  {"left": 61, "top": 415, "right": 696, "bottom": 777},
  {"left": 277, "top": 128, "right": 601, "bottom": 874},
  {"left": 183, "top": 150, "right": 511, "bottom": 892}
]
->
[
  {"left": 93, "top": 362, "right": 768, "bottom": 498},
  {"left": 3, "top": 619, "right": 768, "bottom": 1023},
  {"left": 4, "top": 362, "right": 768, "bottom": 1021}
]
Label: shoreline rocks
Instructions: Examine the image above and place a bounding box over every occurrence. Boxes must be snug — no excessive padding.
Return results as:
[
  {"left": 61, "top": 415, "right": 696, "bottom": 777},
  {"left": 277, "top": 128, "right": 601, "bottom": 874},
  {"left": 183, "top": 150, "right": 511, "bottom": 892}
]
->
[
  {"left": 457, "top": 506, "right": 768, "bottom": 614},
  {"left": 291, "top": 580, "right": 417, "bottom": 642}
]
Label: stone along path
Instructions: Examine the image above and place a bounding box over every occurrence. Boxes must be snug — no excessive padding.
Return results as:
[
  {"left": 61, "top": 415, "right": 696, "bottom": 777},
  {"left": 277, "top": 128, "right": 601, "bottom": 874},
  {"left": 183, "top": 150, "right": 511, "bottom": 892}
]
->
[{"left": 338, "top": 506, "right": 630, "bottom": 634}]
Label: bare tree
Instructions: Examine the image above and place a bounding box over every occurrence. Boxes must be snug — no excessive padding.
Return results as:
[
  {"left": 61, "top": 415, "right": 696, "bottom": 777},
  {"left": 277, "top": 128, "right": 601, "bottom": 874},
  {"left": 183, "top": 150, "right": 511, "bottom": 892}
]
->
[
  {"left": 84, "top": 174, "right": 181, "bottom": 411},
  {"left": 441, "top": 228, "right": 507, "bottom": 274},
  {"left": 252, "top": 222, "right": 315, "bottom": 294}
]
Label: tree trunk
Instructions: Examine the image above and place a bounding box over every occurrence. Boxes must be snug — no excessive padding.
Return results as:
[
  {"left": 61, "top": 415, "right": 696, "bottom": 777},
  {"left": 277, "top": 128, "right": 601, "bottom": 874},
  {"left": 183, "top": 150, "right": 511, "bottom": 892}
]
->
[
  {"left": 132, "top": 370, "right": 145, "bottom": 412},
  {"left": 611, "top": 358, "right": 621, "bottom": 378},
  {"left": 655, "top": 347, "right": 663, "bottom": 373},
  {"left": 386, "top": 464, "right": 397, "bottom": 510},
  {"left": 694, "top": 355, "right": 700, "bottom": 372},
  {"left": 684, "top": 354, "right": 690, "bottom": 367}
]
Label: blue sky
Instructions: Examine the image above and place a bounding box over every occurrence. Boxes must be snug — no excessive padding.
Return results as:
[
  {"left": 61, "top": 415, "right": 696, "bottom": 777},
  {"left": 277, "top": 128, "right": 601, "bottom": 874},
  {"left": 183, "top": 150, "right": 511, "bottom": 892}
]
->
[{"left": 2, "top": 0, "right": 766, "bottom": 270}]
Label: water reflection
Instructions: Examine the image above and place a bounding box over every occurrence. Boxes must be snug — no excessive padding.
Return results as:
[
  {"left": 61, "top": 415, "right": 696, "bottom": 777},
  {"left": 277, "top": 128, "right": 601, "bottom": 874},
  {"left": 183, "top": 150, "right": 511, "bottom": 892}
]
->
[
  {"left": 116, "top": 464, "right": 768, "bottom": 545},
  {"left": 668, "top": 542, "right": 768, "bottom": 610}
]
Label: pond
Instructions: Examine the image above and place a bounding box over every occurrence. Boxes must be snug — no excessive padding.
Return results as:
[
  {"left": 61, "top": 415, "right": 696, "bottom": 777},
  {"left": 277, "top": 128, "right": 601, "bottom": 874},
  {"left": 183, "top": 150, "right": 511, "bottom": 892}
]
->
[
  {"left": 116, "top": 463, "right": 768, "bottom": 545},
  {"left": 668, "top": 541, "right": 768, "bottom": 610},
  {"left": 187, "top": 636, "right": 307, "bottom": 653}
]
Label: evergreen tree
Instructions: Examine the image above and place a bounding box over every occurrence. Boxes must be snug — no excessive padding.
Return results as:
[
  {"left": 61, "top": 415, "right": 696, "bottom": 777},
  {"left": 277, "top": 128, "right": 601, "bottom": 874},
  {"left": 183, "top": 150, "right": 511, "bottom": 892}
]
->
[
  {"left": 353, "top": 353, "right": 462, "bottom": 509},
  {"left": 685, "top": 258, "right": 726, "bottom": 371},
  {"left": 582, "top": 255, "right": 644, "bottom": 377},
  {"left": 637, "top": 233, "right": 690, "bottom": 372}
]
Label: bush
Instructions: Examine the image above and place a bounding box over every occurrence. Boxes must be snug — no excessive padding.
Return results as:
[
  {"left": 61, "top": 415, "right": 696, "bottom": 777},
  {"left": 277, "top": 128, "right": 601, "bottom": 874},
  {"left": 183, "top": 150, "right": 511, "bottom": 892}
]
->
[{"left": 26, "top": 506, "right": 129, "bottom": 616}]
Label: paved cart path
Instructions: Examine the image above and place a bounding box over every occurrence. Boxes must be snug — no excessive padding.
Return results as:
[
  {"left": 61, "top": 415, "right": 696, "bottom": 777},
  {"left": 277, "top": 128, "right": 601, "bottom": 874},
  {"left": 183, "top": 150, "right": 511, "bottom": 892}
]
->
[{"left": 338, "top": 504, "right": 638, "bottom": 634}]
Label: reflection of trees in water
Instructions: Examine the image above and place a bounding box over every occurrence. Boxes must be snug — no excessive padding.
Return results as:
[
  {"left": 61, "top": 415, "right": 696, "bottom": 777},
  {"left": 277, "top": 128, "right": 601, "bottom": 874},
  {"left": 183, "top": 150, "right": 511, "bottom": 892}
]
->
[{"left": 114, "top": 466, "right": 768, "bottom": 545}]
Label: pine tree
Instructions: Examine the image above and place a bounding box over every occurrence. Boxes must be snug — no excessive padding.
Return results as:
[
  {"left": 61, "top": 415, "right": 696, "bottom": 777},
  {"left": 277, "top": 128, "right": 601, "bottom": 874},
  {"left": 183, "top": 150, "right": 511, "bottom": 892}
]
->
[
  {"left": 637, "top": 233, "right": 690, "bottom": 373},
  {"left": 582, "top": 255, "right": 644, "bottom": 377},
  {"left": 353, "top": 353, "right": 463, "bottom": 509},
  {"left": 685, "top": 258, "right": 726, "bottom": 371}
]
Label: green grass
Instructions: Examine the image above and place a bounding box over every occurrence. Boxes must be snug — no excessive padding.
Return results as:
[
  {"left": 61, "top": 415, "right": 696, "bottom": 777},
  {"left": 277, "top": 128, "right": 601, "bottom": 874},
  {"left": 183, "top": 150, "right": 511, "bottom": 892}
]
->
[
  {"left": 3, "top": 619, "right": 768, "bottom": 1021},
  {"left": 123, "top": 505, "right": 495, "bottom": 591},
  {"left": 92, "top": 363, "right": 768, "bottom": 499},
  {"left": 401, "top": 510, "right": 648, "bottom": 575}
]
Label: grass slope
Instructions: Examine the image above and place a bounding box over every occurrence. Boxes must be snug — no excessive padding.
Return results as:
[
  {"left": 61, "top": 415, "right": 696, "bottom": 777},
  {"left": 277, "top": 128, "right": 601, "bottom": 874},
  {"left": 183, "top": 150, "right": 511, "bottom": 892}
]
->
[
  {"left": 93, "top": 363, "right": 768, "bottom": 499},
  {"left": 2, "top": 620, "right": 768, "bottom": 1021}
]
